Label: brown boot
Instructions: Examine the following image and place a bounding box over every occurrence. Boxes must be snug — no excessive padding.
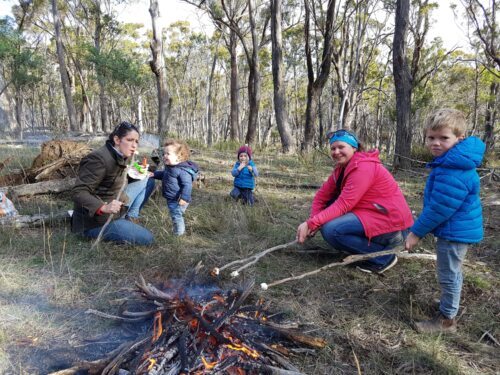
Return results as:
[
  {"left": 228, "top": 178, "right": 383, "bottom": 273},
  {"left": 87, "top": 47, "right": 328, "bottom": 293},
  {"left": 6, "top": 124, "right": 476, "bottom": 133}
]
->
[{"left": 415, "top": 313, "right": 457, "bottom": 333}]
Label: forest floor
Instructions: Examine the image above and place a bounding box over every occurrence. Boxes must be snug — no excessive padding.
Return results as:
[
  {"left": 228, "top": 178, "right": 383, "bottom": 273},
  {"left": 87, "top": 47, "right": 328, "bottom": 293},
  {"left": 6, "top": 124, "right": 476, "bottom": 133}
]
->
[{"left": 0, "top": 143, "right": 498, "bottom": 374}]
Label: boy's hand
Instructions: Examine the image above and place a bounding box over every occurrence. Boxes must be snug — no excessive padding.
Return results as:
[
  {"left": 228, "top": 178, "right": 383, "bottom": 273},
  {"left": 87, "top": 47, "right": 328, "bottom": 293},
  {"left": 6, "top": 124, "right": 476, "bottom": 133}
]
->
[
  {"left": 405, "top": 232, "right": 420, "bottom": 251},
  {"left": 178, "top": 199, "right": 188, "bottom": 206},
  {"left": 247, "top": 165, "right": 253, "bottom": 172},
  {"left": 238, "top": 162, "right": 247, "bottom": 171}
]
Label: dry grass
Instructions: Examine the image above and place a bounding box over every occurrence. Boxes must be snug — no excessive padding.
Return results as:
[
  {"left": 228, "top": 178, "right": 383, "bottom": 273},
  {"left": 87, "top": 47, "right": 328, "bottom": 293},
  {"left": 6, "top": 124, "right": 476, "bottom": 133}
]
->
[{"left": 0, "top": 145, "right": 498, "bottom": 374}]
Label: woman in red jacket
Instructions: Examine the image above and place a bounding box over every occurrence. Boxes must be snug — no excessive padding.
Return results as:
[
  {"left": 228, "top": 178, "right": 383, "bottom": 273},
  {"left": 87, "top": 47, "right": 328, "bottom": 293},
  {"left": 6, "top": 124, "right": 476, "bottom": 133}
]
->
[{"left": 296, "top": 130, "right": 414, "bottom": 274}]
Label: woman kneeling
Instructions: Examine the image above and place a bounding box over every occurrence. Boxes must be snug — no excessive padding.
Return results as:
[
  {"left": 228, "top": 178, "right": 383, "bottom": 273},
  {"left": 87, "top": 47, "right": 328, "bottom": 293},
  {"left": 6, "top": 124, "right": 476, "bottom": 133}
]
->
[{"left": 296, "top": 130, "right": 413, "bottom": 274}]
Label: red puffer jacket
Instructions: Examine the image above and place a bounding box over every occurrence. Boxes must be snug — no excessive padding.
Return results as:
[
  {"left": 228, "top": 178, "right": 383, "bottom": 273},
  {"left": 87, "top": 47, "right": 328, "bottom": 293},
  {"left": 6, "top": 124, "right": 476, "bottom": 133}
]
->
[{"left": 307, "top": 150, "right": 413, "bottom": 239}]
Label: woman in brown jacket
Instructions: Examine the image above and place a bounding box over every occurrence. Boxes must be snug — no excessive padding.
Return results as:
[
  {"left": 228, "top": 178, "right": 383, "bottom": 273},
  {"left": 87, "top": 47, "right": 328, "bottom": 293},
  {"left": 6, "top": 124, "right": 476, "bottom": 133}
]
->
[{"left": 72, "top": 122, "right": 154, "bottom": 245}]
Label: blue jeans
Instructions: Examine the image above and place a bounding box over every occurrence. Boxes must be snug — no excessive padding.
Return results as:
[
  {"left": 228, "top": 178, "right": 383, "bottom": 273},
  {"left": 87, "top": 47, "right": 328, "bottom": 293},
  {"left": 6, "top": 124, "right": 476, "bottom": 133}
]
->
[
  {"left": 230, "top": 187, "right": 254, "bottom": 206},
  {"left": 83, "top": 219, "right": 154, "bottom": 245},
  {"left": 320, "top": 212, "right": 406, "bottom": 267},
  {"left": 436, "top": 238, "right": 468, "bottom": 319},
  {"left": 167, "top": 201, "right": 188, "bottom": 236},
  {"left": 125, "top": 178, "right": 157, "bottom": 218}
]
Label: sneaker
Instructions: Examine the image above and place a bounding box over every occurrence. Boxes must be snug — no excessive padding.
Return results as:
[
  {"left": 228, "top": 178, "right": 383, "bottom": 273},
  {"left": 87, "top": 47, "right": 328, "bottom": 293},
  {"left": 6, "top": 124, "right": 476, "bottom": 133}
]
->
[
  {"left": 356, "top": 256, "right": 398, "bottom": 274},
  {"left": 415, "top": 313, "right": 457, "bottom": 333}
]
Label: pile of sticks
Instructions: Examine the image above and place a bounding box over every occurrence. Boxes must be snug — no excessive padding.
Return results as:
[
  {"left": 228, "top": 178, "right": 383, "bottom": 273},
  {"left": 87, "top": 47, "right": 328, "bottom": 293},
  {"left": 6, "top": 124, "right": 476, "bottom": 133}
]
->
[{"left": 51, "top": 273, "right": 325, "bottom": 375}]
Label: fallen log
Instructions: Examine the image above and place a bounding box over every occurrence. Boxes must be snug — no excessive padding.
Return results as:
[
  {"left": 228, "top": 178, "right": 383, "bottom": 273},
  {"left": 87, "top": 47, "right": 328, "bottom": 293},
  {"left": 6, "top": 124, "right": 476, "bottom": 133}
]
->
[
  {"left": 0, "top": 211, "right": 71, "bottom": 228},
  {"left": 0, "top": 177, "right": 76, "bottom": 197}
]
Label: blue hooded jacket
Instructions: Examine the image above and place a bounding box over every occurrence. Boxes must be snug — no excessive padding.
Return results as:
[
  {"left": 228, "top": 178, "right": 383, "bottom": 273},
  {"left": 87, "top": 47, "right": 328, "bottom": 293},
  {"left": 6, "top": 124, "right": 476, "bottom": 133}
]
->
[
  {"left": 411, "top": 137, "right": 485, "bottom": 243},
  {"left": 232, "top": 160, "right": 259, "bottom": 189},
  {"left": 154, "top": 160, "right": 199, "bottom": 203}
]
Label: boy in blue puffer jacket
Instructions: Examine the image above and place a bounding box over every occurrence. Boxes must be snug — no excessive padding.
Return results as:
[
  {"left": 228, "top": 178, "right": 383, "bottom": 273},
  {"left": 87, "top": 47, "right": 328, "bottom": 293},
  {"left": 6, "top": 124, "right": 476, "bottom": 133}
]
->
[
  {"left": 230, "top": 145, "right": 259, "bottom": 206},
  {"left": 406, "top": 108, "right": 485, "bottom": 333},
  {"left": 153, "top": 139, "right": 198, "bottom": 236}
]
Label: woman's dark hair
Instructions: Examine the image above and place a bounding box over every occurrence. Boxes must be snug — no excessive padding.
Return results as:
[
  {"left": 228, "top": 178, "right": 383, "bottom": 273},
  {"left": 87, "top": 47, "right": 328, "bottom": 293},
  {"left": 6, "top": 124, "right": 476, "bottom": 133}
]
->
[{"left": 108, "top": 121, "right": 140, "bottom": 144}]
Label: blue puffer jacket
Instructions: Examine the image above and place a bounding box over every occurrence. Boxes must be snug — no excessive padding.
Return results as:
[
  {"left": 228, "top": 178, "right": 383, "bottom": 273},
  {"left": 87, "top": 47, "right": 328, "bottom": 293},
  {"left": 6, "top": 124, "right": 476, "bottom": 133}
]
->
[
  {"left": 154, "top": 161, "right": 199, "bottom": 203},
  {"left": 411, "top": 137, "right": 485, "bottom": 243},
  {"left": 232, "top": 160, "right": 259, "bottom": 189}
]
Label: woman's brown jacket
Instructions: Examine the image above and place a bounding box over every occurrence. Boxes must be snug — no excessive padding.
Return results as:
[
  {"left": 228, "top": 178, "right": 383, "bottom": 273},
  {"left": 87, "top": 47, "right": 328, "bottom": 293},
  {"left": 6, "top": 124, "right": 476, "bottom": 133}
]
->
[{"left": 71, "top": 141, "right": 128, "bottom": 233}]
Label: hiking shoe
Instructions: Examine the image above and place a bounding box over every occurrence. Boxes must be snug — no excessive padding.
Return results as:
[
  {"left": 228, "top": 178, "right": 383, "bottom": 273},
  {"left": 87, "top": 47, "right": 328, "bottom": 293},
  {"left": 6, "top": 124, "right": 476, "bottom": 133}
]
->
[
  {"left": 356, "top": 255, "right": 398, "bottom": 274},
  {"left": 415, "top": 313, "right": 457, "bottom": 333}
]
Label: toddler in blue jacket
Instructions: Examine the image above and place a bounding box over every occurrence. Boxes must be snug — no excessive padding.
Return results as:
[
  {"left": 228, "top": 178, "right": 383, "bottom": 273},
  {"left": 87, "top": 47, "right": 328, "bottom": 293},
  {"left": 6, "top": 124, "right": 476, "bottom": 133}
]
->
[
  {"left": 153, "top": 139, "right": 198, "bottom": 236},
  {"left": 405, "top": 108, "right": 485, "bottom": 333},
  {"left": 230, "top": 145, "right": 259, "bottom": 206}
]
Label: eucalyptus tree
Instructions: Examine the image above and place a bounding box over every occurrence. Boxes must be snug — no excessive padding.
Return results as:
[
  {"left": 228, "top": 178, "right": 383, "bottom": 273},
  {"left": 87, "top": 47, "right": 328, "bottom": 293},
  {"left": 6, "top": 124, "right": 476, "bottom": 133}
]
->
[
  {"left": 270, "top": 0, "right": 295, "bottom": 153},
  {"left": 460, "top": 0, "right": 498, "bottom": 152},
  {"left": 0, "top": 2, "right": 44, "bottom": 137},
  {"left": 331, "top": 0, "right": 390, "bottom": 134},
  {"left": 149, "top": 0, "right": 171, "bottom": 136},
  {"left": 392, "top": 0, "right": 439, "bottom": 169},
  {"left": 302, "top": 0, "right": 336, "bottom": 151},
  {"left": 51, "top": 0, "right": 79, "bottom": 132}
]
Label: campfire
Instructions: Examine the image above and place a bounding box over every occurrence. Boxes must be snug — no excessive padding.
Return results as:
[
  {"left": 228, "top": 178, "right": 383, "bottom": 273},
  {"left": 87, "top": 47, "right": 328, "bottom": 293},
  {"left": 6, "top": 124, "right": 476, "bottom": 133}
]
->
[{"left": 51, "top": 267, "right": 326, "bottom": 375}]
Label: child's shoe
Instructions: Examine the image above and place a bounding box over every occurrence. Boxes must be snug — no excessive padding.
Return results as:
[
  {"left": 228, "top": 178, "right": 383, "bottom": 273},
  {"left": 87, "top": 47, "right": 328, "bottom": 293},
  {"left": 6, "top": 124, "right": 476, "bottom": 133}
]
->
[{"left": 415, "top": 313, "right": 457, "bottom": 333}]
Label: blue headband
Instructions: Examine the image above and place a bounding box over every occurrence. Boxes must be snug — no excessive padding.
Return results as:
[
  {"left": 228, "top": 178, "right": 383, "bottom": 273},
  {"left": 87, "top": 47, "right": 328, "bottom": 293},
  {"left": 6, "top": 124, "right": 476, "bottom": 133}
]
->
[{"left": 329, "top": 131, "right": 359, "bottom": 148}]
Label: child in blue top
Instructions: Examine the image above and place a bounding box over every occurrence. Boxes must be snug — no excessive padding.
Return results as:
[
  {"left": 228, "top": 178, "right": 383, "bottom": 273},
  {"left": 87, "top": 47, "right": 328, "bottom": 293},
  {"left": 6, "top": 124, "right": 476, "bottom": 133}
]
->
[
  {"left": 230, "top": 145, "right": 259, "bottom": 206},
  {"left": 153, "top": 139, "right": 198, "bottom": 236},
  {"left": 405, "top": 108, "right": 485, "bottom": 333}
]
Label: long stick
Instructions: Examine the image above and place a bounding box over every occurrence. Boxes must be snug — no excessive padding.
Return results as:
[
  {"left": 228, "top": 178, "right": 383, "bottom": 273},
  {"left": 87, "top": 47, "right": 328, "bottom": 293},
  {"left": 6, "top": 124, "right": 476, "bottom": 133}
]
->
[
  {"left": 90, "top": 155, "right": 135, "bottom": 250},
  {"left": 260, "top": 246, "right": 437, "bottom": 290},
  {"left": 212, "top": 240, "right": 297, "bottom": 277}
]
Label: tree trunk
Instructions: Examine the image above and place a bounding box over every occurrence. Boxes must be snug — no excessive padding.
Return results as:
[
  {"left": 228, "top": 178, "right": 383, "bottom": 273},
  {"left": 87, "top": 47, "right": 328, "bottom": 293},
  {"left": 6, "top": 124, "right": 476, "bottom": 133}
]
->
[
  {"left": 302, "top": 0, "right": 336, "bottom": 151},
  {"left": 244, "top": 0, "right": 261, "bottom": 146},
  {"left": 206, "top": 47, "right": 218, "bottom": 146},
  {"left": 14, "top": 88, "right": 23, "bottom": 139},
  {"left": 51, "top": 0, "right": 78, "bottom": 132},
  {"left": 270, "top": 0, "right": 295, "bottom": 153},
  {"left": 392, "top": 0, "right": 412, "bottom": 169},
  {"left": 483, "top": 80, "right": 498, "bottom": 152},
  {"left": 149, "top": 0, "right": 170, "bottom": 136},
  {"left": 229, "top": 28, "right": 239, "bottom": 141}
]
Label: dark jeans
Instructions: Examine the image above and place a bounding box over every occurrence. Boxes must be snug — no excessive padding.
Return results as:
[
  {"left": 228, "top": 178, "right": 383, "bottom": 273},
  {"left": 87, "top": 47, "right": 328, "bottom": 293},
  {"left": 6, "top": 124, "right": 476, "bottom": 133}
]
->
[
  {"left": 320, "top": 212, "right": 407, "bottom": 267},
  {"left": 230, "top": 187, "right": 254, "bottom": 206}
]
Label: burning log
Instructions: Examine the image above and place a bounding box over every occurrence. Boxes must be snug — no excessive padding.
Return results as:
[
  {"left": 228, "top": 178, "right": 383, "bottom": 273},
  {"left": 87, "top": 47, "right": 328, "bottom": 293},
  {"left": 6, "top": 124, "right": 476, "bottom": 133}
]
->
[{"left": 52, "top": 272, "right": 325, "bottom": 374}]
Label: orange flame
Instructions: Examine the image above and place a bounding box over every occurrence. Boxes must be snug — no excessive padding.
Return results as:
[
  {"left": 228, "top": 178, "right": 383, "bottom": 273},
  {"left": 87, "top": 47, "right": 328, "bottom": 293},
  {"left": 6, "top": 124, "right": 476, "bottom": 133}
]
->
[
  {"left": 152, "top": 312, "right": 163, "bottom": 342},
  {"left": 201, "top": 356, "right": 217, "bottom": 370},
  {"left": 226, "top": 343, "right": 260, "bottom": 359},
  {"left": 147, "top": 358, "right": 157, "bottom": 371}
]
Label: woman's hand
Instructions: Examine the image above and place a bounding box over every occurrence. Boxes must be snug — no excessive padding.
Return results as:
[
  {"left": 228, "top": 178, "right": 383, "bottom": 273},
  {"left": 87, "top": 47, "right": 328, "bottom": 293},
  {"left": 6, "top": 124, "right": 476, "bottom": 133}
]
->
[
  {"left": 405, "top": 232, "right": 420, "bottom": 251},
  {"left": 296, "top": 222, "right": 311, "bottom": 244},
  {"left": 178, "top": 198, "right": 188, "bottom": 206},
  {"left": 101, "top": 199, "right": 123, "bottom": 215}
]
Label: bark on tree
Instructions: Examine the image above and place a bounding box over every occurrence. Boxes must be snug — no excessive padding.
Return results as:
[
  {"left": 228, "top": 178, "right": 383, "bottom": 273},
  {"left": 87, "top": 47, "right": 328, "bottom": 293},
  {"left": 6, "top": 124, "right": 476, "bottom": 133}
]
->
[
  {"left": 244, "top": 0, "right": 261, "bottom": 145},
  {"left": 229, "top": 28, "right": 240, "bottom": 141},
  {"left": 51, "top": 0, "right": 78, "bottom": 132},
  {"left": 149, "top": 0, "right": 170, "bottom": 136},
  {"left": 271, "top": 0, "right": 295, "bottom": 153},
  {"left": 302, "top": 0, "right": 336, "bottom": 152},
  {"left": 206, "top": 45, "right": 218, "bottom": 146},
  {"left": 392, "top": 0, "right": 412, "bottom": 169}
]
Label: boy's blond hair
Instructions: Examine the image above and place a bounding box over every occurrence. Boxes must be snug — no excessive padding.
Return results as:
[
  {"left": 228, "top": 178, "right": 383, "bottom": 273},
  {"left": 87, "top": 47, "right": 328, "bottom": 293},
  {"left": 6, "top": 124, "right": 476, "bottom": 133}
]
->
[
  {"left": 163, "top": 139, "right": 190, "bottom": 162},
  {"left": 425, "top": 108, "right": 467, "bottom": 137}
]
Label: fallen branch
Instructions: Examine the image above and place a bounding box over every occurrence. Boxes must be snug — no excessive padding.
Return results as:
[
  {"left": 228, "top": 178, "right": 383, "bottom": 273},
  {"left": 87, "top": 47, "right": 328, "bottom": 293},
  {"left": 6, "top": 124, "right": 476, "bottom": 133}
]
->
[
  {"left": 260, "top": 246, "right": 437, "bottom": 290},
  {"left": 212, "top": 240, "right": 297, "bottom": 277},
  {"left": 0, "top": 177, "right": 76, "bottom": 197},
  {"left": 0, "top": 211, "right": 71, "bottom": 228}
]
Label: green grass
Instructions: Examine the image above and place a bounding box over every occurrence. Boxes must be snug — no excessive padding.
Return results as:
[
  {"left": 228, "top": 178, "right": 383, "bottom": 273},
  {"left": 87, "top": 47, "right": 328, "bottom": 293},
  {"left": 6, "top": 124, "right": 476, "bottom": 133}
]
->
[{"left": 0, "top": 144, "right": 498, "bottom": 374}]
